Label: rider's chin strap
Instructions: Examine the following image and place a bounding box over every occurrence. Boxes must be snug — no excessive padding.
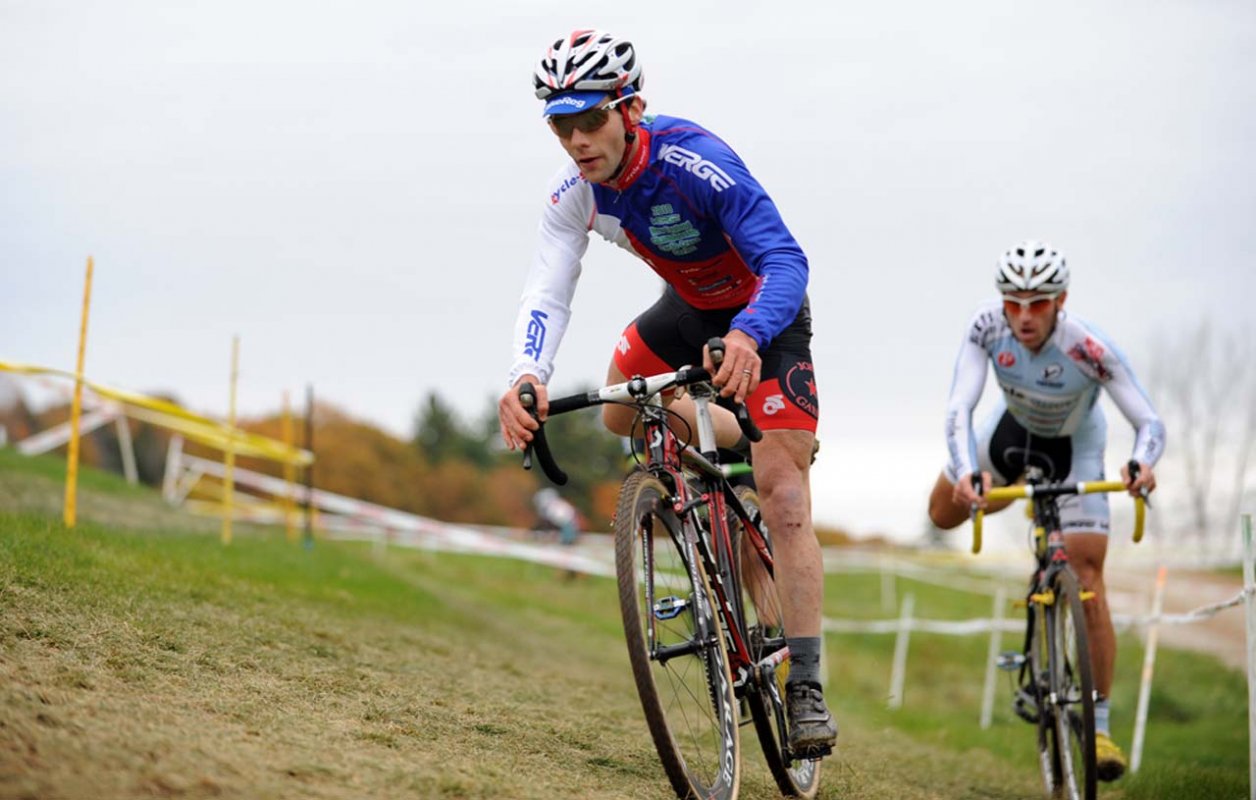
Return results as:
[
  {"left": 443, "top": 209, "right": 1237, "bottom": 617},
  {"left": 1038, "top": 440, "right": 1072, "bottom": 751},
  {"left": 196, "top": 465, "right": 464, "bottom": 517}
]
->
[
  {"left": 620, "top": 88, "right": 637, "bottom": 144},
  {"left": 607, "top": 88, "right": 639, "bottom": 184}
]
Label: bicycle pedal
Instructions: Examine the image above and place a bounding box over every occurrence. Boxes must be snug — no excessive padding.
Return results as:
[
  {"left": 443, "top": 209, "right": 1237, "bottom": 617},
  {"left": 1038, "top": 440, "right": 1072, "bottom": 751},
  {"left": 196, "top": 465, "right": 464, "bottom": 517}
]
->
[
  {"left": 996, "top": 651, "right": 1026, "bottom": 671},
  {"left": 1012, "top": 689, "right": 1039, "bottom": 724},
  {"left": 788, "top": 743, "right": 833, "bottom": 761},
  {"left": 653, "top": 595, "right": 688, "bottom": 620}
]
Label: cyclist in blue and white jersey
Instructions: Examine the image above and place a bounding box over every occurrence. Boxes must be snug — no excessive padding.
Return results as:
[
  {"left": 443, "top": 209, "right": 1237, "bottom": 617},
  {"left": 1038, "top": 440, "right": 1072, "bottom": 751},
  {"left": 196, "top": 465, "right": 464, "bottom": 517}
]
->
[
  {"left": 497, "top": 29, "right": 836, "bottom": 755},
  {"left": 928, "top": 240, "right": 1166, "bottom": 781}
]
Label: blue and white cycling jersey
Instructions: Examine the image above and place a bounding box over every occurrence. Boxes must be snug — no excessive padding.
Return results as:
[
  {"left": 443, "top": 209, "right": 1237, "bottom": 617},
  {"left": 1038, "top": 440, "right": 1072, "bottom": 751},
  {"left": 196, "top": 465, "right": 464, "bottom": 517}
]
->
[
  {"left": 945, "top": 301, "right": 1166, "bottom": 481},
  {"left": 508, "top": 114, "right": 809, "bottom": 386}
]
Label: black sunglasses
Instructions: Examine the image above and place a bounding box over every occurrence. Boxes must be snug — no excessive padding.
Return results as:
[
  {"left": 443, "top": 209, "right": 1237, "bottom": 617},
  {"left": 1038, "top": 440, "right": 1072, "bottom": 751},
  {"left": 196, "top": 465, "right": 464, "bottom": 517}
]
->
[{"left": 548, "top": 95, "right": 634, "bottom": 139}]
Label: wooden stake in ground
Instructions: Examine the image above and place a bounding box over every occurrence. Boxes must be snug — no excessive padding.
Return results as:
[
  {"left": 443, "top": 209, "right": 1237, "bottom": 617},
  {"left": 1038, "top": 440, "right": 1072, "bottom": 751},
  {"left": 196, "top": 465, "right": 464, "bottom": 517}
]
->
[{"left": 64, "top": 256, "right": 94, "bottom": 529}]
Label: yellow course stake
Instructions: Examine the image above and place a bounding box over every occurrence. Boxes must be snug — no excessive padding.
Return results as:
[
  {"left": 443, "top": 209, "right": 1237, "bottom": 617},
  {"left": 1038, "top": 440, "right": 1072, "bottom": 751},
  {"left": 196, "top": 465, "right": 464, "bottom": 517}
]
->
[
  {"left": 64, "top": 256, "right": 94, "bottom": 529},
  {"left": 282, "top": 390, "right": 297, "bottom": 542},
  {"left": 222, "top": 336, "right": 239, "bottom": 545}
]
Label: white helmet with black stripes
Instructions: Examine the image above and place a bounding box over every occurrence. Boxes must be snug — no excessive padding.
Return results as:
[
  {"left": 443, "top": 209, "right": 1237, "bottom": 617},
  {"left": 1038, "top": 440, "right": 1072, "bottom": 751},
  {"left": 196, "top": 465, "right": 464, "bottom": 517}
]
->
[
  {"left": 995, "top": 240, "right": 1070, "bottom": 293},
  {"left": 533, "top": 29, "right": 643, "bottom": 101}
]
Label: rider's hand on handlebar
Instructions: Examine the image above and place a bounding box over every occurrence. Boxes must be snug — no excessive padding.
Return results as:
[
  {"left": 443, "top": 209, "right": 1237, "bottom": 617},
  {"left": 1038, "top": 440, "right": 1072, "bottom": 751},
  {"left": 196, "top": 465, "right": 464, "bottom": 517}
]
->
[
  {"left": 953, "top": 471, "right": 991, "bottom": 510},
  {"left": 1122, "top": 461, "right": 1156, "bottom": 497},
  {"left": 704, "top": 329, "right": 761, "bottom": 404},
  {"left": 498, "top": 375, "right": 547, "bottom": 451}
]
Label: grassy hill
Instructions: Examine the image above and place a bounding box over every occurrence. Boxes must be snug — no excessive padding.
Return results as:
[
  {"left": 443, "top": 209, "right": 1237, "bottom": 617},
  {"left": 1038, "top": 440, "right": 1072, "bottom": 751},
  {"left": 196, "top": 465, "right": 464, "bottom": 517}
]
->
[{"left": 0, "top": 448, "right": 1247, "bottom": 799}]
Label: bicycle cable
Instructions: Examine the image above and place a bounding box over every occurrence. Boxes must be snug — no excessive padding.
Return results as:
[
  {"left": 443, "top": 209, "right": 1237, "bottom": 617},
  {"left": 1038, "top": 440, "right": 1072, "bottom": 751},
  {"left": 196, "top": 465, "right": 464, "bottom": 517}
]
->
[{"left": 624, "top": 401, "right": 696, "bottom": 469}]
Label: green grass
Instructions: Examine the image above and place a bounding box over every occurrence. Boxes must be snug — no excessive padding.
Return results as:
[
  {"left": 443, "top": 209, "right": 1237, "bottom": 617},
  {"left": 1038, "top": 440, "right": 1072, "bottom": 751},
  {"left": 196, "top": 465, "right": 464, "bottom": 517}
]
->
[
  {"left": 821, "top": 568, "right": 1249, "bottom": 798},
  {"left": 0, "top": 445, "right": 148, "bottom": 497},
  {"left": 0, "top": 449, "right": 1248, "bottom": 798}
]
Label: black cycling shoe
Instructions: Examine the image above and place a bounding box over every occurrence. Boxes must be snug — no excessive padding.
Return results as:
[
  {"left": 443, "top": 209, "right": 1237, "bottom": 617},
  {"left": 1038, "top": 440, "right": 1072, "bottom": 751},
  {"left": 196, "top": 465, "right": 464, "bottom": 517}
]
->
[{"left": 785, "top": 682, "right": 838, "bottom": 758}]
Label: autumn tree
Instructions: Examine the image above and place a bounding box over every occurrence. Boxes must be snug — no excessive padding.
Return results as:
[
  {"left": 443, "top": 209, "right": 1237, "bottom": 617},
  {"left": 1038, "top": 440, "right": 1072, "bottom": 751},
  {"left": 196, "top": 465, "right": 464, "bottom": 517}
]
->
[{"left": 413, "top": 392, "right": 492, "bottom": 467}]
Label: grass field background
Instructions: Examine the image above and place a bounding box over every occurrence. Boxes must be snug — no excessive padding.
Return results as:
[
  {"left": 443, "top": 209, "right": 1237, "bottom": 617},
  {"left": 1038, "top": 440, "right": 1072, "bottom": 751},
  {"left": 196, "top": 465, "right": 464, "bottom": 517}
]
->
[{"left": 0, "top": 448, "right": 1247, "bottom": 799}]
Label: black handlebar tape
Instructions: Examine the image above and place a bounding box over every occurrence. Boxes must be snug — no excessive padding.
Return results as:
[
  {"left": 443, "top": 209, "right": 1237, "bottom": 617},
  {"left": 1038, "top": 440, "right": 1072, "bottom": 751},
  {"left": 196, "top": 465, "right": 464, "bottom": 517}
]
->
[
  {"left": 530, "top": 423, "right": 568, "bottom": 486},
  {"left": 715, "top": 394, "right": 764, "bottom": 443},
  {"left": 516, "top": 381, "right": 569, "bottom": 486},
  {"left": 705, "top": 336, "right": 762, "bottom": 442},
  {"left": 549, "top": 392, "right": 595, "bottom": 416}
]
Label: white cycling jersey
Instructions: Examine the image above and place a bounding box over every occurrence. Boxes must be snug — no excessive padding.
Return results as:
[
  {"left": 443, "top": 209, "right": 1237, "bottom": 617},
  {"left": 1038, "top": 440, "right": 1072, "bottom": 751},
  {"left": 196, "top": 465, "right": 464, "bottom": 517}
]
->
[{"left": 945, "top": 301, "right": 1166, "bottom": 480}]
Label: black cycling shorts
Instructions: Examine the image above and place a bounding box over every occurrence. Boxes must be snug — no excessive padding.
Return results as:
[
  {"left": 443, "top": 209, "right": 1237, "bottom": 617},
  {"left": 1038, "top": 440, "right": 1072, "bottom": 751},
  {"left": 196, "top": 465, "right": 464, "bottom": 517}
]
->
[{"left": 612, "top": 288, "right": 819, "bottom": 433}]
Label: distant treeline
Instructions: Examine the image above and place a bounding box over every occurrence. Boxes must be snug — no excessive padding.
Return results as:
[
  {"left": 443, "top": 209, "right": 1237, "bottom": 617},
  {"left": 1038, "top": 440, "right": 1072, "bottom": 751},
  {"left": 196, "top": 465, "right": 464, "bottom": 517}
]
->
[{"left": 0, "top": 384, "right": 854, "bottom": 541}]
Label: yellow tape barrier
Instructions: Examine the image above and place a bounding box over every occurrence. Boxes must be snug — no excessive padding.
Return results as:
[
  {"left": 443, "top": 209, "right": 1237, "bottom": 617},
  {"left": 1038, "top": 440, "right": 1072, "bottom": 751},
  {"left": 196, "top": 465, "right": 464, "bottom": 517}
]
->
[{"left": 0, "top": 360, "right": 312, "bottom": 467}]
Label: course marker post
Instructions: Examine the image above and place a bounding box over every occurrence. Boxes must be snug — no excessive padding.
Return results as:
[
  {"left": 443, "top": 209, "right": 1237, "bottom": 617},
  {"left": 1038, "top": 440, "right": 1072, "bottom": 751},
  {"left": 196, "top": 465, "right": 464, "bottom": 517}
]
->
[
  {"left": 979, "top": 585, "right": 1007, "bottom": 729},
  {"left": 221, "top": 336, "right": 239, "bottom": 545},
  {"left": 64, "top": 256, "right": 94, "bottom": 529},
  {"left": 282, "top": 391, "right": 297, "bottom": 543},
  {"left": 1130, "top": 565, "right": 1167, "bottom": 773},
  {"left": 888, "top": 592, "right": 915, "bottom": 709},
  {"left": 114, "top": 414, "right": 138, "bottom": 485},
  {"left": 303, "top": 383, "right": 315, "bottom": 549}
]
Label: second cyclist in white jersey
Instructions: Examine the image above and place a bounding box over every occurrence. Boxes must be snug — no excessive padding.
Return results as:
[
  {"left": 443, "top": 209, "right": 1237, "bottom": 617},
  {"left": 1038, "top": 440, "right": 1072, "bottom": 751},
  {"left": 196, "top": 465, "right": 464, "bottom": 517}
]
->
[{"left": 927, "top": 240, "right": 1166, "bottom": 783}]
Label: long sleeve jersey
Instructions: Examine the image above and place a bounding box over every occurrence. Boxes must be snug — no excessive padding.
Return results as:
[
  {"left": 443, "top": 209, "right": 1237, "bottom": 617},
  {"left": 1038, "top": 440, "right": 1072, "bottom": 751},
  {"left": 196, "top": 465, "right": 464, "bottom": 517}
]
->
[
  {"left": 508, "top": 114, "right": 809, "bottom": 387},
  {"left": 945, "top": 302, "right": 1166, "bottom": 478}
]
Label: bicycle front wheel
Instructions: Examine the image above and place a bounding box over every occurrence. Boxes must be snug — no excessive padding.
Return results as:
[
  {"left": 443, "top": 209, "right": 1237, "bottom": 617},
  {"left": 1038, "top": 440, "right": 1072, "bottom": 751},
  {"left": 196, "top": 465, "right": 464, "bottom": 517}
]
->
[
  {"left": 732, "top": 485, "right": 821, "bottom": 798},
  {"left": 615, "top": 471, "right": 740, "bottom": 800},
  {"left": 1046, "top": 569, "right": 1097, "bottom": 800}
]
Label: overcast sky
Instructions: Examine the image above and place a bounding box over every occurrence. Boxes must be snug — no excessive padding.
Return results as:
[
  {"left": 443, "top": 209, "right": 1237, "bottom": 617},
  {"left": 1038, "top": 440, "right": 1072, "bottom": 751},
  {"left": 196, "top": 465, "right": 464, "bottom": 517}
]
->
[{"left": 3, "top": 1, "right": 1253, "bottom": 543}]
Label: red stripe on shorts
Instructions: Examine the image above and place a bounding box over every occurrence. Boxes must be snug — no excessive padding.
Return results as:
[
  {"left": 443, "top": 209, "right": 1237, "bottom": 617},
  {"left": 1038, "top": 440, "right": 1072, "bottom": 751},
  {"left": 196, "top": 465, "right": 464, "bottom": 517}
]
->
[{"left": 747, "top": 378, "right": 818, "bottom": 433}]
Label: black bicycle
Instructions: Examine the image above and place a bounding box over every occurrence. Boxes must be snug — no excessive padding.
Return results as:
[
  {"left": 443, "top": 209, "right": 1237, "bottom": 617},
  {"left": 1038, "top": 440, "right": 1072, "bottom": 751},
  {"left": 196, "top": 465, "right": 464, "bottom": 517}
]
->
[
  {"left": 971, "top": 464, "right": 1146, "bottom": 800},
  {"left": 518, "top": 338, "right": 823, "bottom": 800}
]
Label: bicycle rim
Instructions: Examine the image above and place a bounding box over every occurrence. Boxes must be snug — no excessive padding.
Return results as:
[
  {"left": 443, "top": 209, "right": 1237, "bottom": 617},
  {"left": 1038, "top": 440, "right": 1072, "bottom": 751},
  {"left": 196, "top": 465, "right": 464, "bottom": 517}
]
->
[
  {"left": 614, "top": 471, "right": 740, "bottom": 800},
  {"left": 733, "top": 485, "right": 820, "bottom": 798},
  {"left": 1026, "top": 602, "right": 1059, "bottom": 797},
  {"left": 1048, "top": 571, "right": 1097, "bottom": 800}
]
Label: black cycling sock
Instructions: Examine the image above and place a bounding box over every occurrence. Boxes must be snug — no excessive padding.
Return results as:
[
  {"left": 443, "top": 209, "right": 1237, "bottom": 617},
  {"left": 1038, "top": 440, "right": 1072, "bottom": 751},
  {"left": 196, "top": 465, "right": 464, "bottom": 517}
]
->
[{"left": 786, "top": 636, "right": 823, "bottom": 687}]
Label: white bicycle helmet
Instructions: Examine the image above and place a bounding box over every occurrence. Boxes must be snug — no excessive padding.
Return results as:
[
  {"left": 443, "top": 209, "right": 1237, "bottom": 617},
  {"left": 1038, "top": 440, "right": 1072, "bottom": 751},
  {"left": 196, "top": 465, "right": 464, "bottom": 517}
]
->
[
  {"left": 533, "top": 29, "right": 643, "bottom": 103},
  {"left": 995, "top": 240, "right": 1069, "bottom": 293}
]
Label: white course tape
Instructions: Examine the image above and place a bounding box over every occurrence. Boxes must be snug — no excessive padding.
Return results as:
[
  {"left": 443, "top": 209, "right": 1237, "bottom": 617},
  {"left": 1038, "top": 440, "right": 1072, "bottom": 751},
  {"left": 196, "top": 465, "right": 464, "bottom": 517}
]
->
[
  {"left": 1114, "top": 587, "right": 1253, "bottom": 627},
  {"left": 824, "top": 616, "right": 1022, "bottom": 635}
]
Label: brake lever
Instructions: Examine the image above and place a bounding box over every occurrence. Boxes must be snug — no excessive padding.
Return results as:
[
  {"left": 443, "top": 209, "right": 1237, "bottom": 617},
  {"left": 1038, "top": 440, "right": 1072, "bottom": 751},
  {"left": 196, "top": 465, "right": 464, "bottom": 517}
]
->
[{"left": 1128, "top": 459, "right": 1152, "bottom": 508}]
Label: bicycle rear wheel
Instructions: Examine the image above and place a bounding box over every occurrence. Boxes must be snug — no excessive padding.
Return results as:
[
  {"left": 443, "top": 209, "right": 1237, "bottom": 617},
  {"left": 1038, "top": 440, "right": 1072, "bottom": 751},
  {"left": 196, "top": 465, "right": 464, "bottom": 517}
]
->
[
  {"left": 732, "top": 485, "right": 821, "bottom": 798},
  {"left": 1046, "top": 570, "right": 1097, "bottom": 800},
  {"left": 615, "top": 470, "right": 740, "bottom": 800}
]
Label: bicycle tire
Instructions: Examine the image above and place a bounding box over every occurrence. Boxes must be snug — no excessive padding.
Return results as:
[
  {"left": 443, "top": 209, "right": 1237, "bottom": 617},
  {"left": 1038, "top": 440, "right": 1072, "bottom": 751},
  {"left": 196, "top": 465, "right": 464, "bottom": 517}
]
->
[
  {"left": 731, "top": 485, "right": 821, "bottom": 798},
  {"left": 614, "top": 470, "right": 740, "bottom": 800},
  {"left": 1047, "top": 569, "right": 1097, "bottom": 800},
  {"left": 1024, "top": 600, "right": 1057, "bottom": 795}
]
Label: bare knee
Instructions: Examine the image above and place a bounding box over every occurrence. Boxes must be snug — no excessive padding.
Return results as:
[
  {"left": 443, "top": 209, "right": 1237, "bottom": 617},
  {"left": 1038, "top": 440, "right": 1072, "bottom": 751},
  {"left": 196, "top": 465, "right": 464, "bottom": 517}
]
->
[
  {"left": 602, "top": 404, "right": 634, "bottom": 438},
  {"left": 1065, "top": 533, "right": 1108, "bottom": 593},
  {"left": 928, "top": 473, "right": 966, "bottom": 530},
  {"left": 752, "top": 434, "right": 812, "bottom": 537}
]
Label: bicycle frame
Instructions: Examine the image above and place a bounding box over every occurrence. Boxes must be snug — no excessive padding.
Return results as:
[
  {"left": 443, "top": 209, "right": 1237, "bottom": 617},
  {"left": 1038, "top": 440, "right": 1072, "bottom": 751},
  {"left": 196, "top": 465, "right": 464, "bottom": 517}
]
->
[
  {"left": 520, "top": 352, "right": 829, "bottom": 798},
  {"left": 622, "top": 377, "right": 785, "bottom": 687},
  {"left": 972, "top": 464, "right": 1149, "bottom": 800},
  {"left": 519, "top": 364, "right": 784, "bottom": 681}
]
